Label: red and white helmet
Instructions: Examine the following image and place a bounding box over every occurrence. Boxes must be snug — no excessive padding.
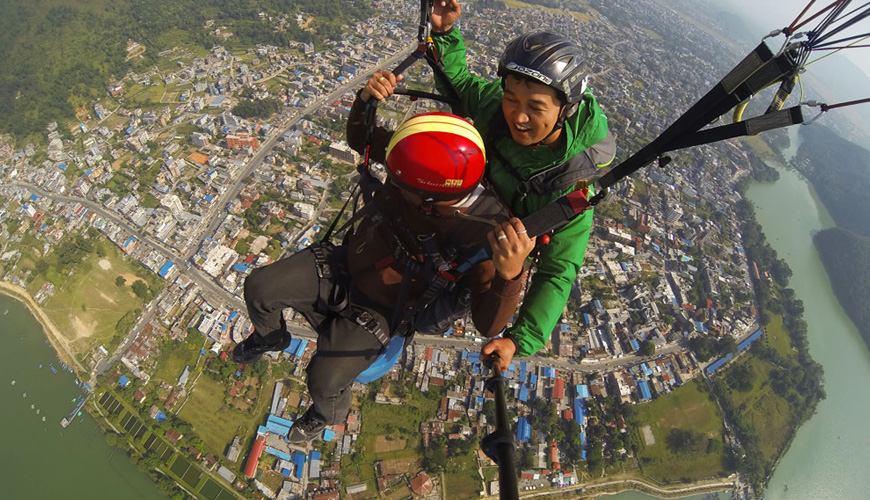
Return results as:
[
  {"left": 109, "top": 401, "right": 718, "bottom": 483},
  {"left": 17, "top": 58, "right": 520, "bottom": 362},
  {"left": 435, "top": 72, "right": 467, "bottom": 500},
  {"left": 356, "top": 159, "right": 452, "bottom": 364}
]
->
[{"left": 385, "top": 112, "right": 486, "bottom": 200}]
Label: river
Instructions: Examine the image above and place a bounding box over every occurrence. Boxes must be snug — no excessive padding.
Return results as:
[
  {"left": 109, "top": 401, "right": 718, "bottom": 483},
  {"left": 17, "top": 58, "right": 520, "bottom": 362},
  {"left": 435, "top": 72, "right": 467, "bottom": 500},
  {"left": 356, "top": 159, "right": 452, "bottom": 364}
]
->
[
  {"left": 606, "top": 129, "right": 870, "bottom": 500},
  {"left": 745, "top": 131, "right": 870, "bottom": 499},
  {"left": 0, "top": 294, "right": 166, "bottom": 500}
]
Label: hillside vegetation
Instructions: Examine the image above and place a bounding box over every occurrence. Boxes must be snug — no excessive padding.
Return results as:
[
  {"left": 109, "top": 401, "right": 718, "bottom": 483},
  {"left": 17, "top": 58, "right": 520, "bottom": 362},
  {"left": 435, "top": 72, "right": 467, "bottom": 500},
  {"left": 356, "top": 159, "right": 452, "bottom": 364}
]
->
[
  {"left": 793, "top": 125, "right": 870, "bottom": 237},
  {"left": 0, "top": 0, "right": 372, "bottom": 139},
  {"left": 814, "top": 227, "right": 870, "bottom": 351}
]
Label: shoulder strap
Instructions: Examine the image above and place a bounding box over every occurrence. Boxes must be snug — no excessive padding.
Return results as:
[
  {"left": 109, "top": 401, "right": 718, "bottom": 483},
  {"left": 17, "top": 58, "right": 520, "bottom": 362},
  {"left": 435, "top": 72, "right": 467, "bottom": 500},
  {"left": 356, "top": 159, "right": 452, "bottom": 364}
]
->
[{"left": 485, "top": 109, "right": 617, "bottom": 197}]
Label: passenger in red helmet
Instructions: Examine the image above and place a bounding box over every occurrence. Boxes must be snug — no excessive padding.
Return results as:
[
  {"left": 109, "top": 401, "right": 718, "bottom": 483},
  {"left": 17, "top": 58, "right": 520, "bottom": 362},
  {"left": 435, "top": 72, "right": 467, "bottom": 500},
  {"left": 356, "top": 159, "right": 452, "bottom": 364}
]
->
[{"left": 233, "top": 73, "right": 535, "bottom": 444}]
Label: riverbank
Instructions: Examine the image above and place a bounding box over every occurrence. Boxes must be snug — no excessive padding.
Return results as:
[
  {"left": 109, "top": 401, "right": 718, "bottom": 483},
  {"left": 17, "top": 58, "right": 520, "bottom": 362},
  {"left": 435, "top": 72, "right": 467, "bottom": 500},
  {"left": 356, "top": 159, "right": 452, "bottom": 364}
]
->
[
  {"left": 504, "top": 474, "right": 734, "bottom": 499},
  {"left": 746, "top": 134, "right": 870, "bottom": 499},
  {"left": 0, "top": 280, "right": 85, "bottom": 374}
]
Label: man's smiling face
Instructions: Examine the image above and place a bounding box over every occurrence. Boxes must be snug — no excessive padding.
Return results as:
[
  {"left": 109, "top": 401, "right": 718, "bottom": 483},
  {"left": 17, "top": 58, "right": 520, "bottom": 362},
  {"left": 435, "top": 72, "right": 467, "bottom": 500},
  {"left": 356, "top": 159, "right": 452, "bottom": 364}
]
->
[{"left": 501, "top": 75, "right": 564, "bottom": 147}]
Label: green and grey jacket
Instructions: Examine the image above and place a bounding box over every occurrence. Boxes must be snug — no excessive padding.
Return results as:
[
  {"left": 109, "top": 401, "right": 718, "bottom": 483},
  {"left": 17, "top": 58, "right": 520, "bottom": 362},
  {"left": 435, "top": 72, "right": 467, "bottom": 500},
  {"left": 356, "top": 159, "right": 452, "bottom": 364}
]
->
[{"left": 433, "top": 27, "right": 616, "bottom": 357}]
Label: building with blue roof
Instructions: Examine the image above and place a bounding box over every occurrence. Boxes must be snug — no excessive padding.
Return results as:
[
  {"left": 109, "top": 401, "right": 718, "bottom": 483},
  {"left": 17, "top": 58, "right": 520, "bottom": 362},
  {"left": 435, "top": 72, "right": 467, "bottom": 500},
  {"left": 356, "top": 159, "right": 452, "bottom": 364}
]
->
[
  {"left": 265, "top": 421, "right": 291, "bottom": 437},
  {"left": 517, "top": 417, "right": 531, "bottom": 442},
  {"left": 641, "top": 363, "right": 653, "bottom": 376},
  {"left": 705, "top": 353, "right": 734, "bottom": 375},
  {"left": 637, "top": 379, "right": 653, "bottom": 400},
  {"left": 291, "top": 451, "right": 306, "bottom": 479},
  {"left": 309, "top": 450, "right": 322, "bottom": 478},
  {"left": 323, "top": 429, "right": 335, "bottom": 442},
  {"left": 630, "top": 338, "right": 640, "bottom": 351},
  {"left": 519, "top": 385, "right": 529, "bottom": 402},
  {"left": 738, "top": 328, "right": 764, "bottom": 351},
  {"left": 158, "top": 261, "right": 175, "bottom": 278},
  {"left": 574, "top": 400, "right": 585, "bottom": 425},
  {"left": 286, "top": 338, "right": 302, "bottom": 354},
  {"left": 576, "top": 384, "right": 589, "bottom": 399},
  {"left": 118, "top": 375, "right": 130, "bottom": 387},
  {"left": 265, "top": 447, "right": 291, "bottom": 461},
  {"left": 233, "top": 263, "right": 249, "bottom": 273},
  {"left": 294, "top": 339, "right": 307, "bottom": 357}
]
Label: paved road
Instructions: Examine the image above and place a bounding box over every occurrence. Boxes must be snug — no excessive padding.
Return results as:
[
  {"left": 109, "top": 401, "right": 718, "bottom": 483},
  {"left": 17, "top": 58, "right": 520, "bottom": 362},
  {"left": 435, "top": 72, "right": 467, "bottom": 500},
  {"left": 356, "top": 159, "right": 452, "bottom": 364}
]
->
[{"left": 186, "top": 45, "right": 416, "bottom": 261}]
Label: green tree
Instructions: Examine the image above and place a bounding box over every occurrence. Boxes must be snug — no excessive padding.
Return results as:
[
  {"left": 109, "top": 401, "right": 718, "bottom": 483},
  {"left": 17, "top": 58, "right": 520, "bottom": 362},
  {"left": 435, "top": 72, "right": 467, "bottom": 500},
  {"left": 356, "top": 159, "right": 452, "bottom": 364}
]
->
[
  {"left": 717, "top": 335, "right": 738, "bottom": 355},
  {"left": 34, "top": 259, "right": 50, "bottom": 276},
  {"left": 639, "top": 340, "right": 656, "bottom": 357},
  {"left": 726, "top": 363, "right": 755, "bottom": 392},
  {"left": 131, "top": 280, "right": 149, "bottom": 299},
  {"left": 115, "top": 276, "right": 126, "bottom": 287}
]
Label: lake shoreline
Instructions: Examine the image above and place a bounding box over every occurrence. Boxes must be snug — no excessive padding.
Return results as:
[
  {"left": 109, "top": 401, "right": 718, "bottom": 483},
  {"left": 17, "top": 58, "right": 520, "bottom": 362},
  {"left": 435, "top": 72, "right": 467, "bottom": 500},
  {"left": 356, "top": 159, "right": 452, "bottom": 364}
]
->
[{"left": 0, "top": 281, "right": 86, "bottom": 376}]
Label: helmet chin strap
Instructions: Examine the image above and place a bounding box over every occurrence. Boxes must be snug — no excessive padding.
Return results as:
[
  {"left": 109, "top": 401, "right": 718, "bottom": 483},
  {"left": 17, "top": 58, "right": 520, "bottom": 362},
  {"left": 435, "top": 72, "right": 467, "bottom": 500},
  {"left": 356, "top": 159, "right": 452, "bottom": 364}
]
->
[
  {"left": 420, "top": 197, "right": 435, "bottom": 216},
  {"left": 530, "top": 102, "right": 576, "bottom": 149}
]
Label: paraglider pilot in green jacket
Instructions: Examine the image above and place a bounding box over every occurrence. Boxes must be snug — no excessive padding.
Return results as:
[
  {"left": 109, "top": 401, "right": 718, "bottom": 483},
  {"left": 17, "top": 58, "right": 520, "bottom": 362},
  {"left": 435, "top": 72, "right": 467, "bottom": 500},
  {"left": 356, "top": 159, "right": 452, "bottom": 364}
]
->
[{"left": 370, "top": 0, "right": 616, "bottom": 371}]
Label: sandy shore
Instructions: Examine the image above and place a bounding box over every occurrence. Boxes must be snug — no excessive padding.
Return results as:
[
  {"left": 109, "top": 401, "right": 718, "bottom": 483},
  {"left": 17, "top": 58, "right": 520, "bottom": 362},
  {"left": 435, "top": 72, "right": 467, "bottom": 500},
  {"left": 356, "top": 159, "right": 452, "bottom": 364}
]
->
[{"left": 0, "top": 281, "right": 86, "bottom": 374}]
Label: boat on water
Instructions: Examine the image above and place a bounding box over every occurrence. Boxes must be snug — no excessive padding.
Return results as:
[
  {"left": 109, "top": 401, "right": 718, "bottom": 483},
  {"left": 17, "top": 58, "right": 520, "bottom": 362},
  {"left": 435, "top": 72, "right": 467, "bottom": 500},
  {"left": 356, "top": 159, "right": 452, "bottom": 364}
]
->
[
  {"left": 22, "top": 392, "right": 26, "bottom": 398},
  {"left": 10, "top": 380, "right": 14, "bottom": 385},
  {"left": 3, "top": 309, "right": 8, "bottom": 315}
]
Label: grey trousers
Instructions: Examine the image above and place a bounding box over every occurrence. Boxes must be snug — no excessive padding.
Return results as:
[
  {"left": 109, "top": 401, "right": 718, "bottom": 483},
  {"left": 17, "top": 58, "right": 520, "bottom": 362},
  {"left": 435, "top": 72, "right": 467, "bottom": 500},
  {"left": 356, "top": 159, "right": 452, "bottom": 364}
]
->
[{"left": 243, "top": 246, "right": 388, "bottom": 425}]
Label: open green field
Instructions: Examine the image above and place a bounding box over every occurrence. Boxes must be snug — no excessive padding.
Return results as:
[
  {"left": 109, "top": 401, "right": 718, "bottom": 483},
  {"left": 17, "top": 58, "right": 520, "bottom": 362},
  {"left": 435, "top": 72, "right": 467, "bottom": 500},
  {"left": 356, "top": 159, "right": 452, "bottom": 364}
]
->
[
  {"left": 633, "top": 379, "right": 727, "bottom": 483},
  {"left": 741, "top": 135, "right": 779, "bottom": 162},
  {"left": 341, "top": 388, "right": 439, "bottom": 488},
  {"left": 178, "top": 373, "right": 268, "bottom": 456},
  {"left": 719, "top": 356, "right": 792, "bottom": 461},
  {"left": 125, "top": 82, "right": 169, "bottom": 108},
  {"left": 445, "top": 451, "right": 482, "bottom": 499},
  {"left": 643, "top": 28, "right": 663, "bottom": 41},
  {"left": 503, "top": 0, "right": 594, "bottom": 22},
  {"left": 763, "top": 314, "right": 793, "bottom": 358},
  {"left": 37, "top": 244, "right": 150, "bottom": 354},
  {"left": 151, "top": 332, "right": 205, "bottom": 388}
]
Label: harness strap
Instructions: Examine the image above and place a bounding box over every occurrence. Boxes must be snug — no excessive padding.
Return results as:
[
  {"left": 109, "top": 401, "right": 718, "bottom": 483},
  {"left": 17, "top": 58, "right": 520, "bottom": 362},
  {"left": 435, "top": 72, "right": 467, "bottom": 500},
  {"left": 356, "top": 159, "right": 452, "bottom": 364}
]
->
[
  {"left": 353, "top": 309, "right": 390, "bottom": 346},
  {"left": 312, "top": 245, "right": 349, "bottom": 315}
]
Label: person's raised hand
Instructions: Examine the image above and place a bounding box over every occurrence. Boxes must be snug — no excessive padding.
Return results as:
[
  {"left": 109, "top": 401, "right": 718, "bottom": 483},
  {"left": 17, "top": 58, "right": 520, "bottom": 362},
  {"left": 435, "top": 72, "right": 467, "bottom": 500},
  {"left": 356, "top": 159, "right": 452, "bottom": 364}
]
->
[
  {"left": 360, "top": 71, "right": 402, "bottom": 102},
  {"left": 431, "top": 0, "right": 462, "bottom": 33},
  {"left": 481, "top": 338, "right": 516, "bottom": 374},
  {"left": 487, "top": 217, "right": 535, "bottom": 281}
]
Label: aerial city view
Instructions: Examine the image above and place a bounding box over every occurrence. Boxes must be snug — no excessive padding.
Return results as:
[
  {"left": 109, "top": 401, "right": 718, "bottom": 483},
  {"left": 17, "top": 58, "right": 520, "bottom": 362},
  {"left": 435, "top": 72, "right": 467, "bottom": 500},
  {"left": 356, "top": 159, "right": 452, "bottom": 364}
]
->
[{"left": 2, "top": 0, "right": 870, "bottom": 499}]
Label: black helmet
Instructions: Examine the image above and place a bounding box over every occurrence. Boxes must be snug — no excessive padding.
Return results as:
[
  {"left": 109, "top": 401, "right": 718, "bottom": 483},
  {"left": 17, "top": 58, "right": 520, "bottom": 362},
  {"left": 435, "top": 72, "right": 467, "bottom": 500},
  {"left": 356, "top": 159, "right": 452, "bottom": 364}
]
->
[{"left": 497, "top": 32, "right": 588, "bottom": 104}]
